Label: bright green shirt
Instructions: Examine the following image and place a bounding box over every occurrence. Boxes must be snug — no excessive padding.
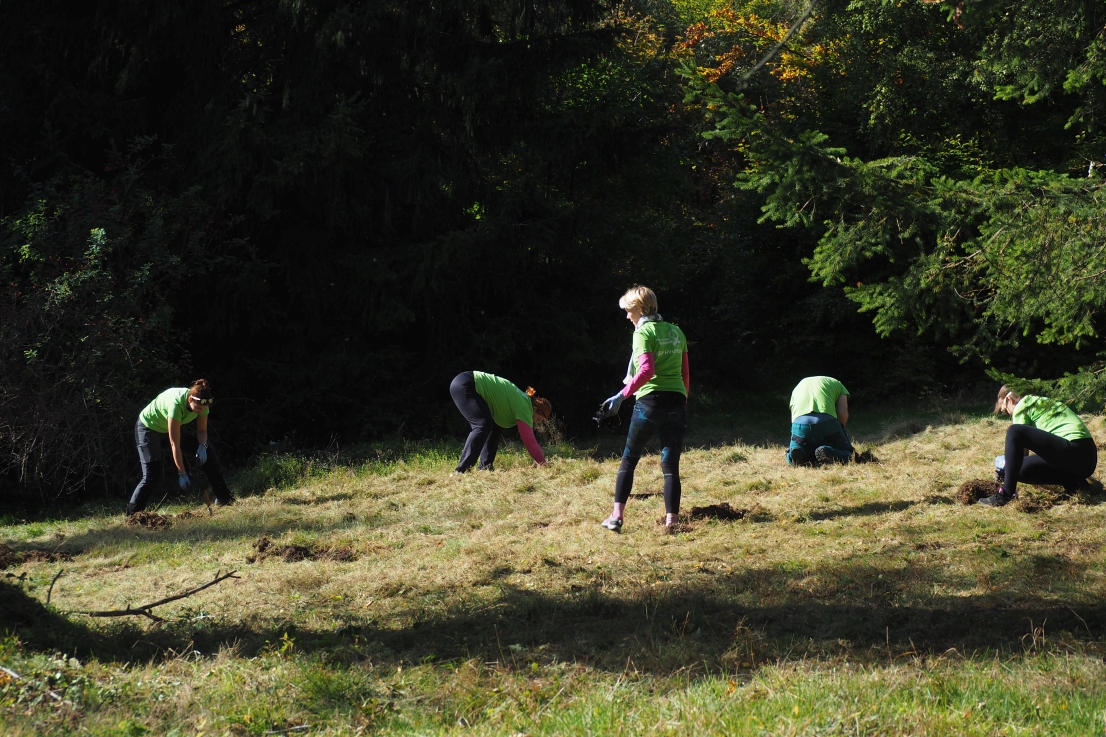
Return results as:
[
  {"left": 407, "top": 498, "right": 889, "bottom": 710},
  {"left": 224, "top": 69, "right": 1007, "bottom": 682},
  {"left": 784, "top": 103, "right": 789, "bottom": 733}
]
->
[
  {"left": 630, "top": 321, "right": 688, "bottom": 399},
  {"left": 1012, "top": 395, "right": 1091, "bottom": 441},
  {"left": 790, "top": 376, "right": 849, "bottom": 421},
  {"left": 473, "top": 372, "right": 534, "bottom": 428},
  {"left": 139, "top": 388, "right": 208, "bottom": 434}
]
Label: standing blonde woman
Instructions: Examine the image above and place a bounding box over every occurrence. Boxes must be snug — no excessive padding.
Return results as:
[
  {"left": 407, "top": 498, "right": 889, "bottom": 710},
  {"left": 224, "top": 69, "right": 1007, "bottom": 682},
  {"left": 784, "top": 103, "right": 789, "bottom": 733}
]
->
[
  {"left": 597, "top": 286, "right": 689, "bottom": 533},
  {"left": 127, "top": 379, "right": 234, "bottom": 515},
  {"left": 982, "top": 385, "right": 1098, "bottom": 507}
]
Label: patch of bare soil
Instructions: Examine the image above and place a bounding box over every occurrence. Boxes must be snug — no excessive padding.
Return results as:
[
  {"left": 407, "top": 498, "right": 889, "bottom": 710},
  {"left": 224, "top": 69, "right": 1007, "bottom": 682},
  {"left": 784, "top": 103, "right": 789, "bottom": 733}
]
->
[
  {"left": 174, "top": 509, "right": 210, "bottom": 521},
  {"left": 248, "top": 536, "right": 358, "bottom": 563},
  {"left": 957, "top": 479, "right": 997, "bottom": 505},
  {"left": 688, "top": 503, "right": 748, "bottom": 521},
  {"left": 853, "top": 449, "right": 879, "bottom": 464},
  {"left": 125, "top": 511, "right": 172, "bottom": 530},
  {"left": 0, "top": 544, "right": 77, "bottom": 569}
]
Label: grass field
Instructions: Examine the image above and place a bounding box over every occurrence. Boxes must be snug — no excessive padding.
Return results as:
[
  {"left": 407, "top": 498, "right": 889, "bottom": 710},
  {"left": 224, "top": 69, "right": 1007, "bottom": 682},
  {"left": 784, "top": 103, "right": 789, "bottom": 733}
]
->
[{"left": 4, "top": 400, "right": 1106, "bottom": 735}]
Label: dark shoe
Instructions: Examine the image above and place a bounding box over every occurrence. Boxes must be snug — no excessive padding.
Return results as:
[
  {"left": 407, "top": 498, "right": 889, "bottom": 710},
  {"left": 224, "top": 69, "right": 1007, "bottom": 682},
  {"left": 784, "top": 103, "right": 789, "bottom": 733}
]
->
[
  {"left": 789, "top": 446, "right": 810, "bottom": 467},
  {"left": 600, "top": 517, "right": 622, "bottom": 533},
  {"left": 214, "top": 496, "right": 235, "bottom": 507},
  {"left": 814, "top": 447, "right": 848, "bottom": 465},
  {"left": 978, "top": 492, "right": 1011, "bottom": 507}
]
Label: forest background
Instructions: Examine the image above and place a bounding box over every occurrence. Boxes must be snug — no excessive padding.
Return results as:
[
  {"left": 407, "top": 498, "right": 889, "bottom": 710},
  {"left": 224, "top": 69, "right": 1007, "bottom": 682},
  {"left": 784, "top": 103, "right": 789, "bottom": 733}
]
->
[{"left": 2, "top": 0, "right": 1105, "bottom": 501}]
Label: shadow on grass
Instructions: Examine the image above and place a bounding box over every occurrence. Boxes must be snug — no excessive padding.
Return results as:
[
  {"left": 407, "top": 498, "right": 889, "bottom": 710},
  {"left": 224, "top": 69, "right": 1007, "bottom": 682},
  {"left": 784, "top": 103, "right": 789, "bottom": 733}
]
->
[
  {"left": 807, "top": 498, "right": 949, "bottom": 521},
  {"left": 1, "top": 513, "right": 366, "bottom": 557},
  {"left": 6, "top": 555, "right": 1105, "bottom": 674}
]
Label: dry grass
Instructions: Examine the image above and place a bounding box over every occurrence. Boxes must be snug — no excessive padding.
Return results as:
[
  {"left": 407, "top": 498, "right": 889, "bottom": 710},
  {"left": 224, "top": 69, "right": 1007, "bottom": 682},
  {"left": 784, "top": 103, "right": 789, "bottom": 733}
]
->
[{"left": 3, "top": 410, "right": 1106, "bottom": 734}]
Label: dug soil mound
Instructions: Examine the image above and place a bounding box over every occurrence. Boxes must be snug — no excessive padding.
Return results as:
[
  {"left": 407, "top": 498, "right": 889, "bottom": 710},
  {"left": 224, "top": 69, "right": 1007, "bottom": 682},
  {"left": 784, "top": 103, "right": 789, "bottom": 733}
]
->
[
  {"left": 957, "top": 479, "right": 997, "bottom": 505},
  {"left": 174, "top": 509, "right": 210, "bottom": 521},
  {"left": 853, "top": 449, "right": 879, "bottom": 464},
  {"left": 248, "top": 536, "right": 358, "bottom": 563},
  {"left": 0, "top": 544, "right": 76, "bottom": 569},
  {"left": 125, "top": 511, "right": 171, "bottom": 530},
  {"left": 688, "top": 503, "right": 748, "bottom": 521}
]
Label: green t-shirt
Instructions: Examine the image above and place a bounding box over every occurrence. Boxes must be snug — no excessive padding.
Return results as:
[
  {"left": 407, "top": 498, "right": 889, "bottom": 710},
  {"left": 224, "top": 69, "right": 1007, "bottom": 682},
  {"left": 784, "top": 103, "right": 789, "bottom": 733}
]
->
[
  {"left": 1012, "top": 395, "right": 1091, "bottom": 441},
  {"left": 790, "top": 376, "right": 849, "bottom": 420},
  {"left": 473, "top": 372, "right": 534, "bottom": 428},
  {"left": 629, "top": 321, "right": 688, "bottom": 399},
  {"left": 139, "top": 388, "right": 208, "bottom": 434}
]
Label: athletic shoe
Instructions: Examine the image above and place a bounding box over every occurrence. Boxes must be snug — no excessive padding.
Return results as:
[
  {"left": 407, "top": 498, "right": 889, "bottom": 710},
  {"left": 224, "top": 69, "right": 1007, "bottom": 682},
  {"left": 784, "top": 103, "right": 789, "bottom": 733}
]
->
[
  {"left": 214, "top": 497, "right": 235, "bottom": 507},
  {"left": 977, "top": 492, "right": 1010, "bottom": 507},
  {"left": 600, "top": 517, "right": 622, "bottom": 533},
  {"left": 789, "top": 446, "right": 810, "bottom": 467}
]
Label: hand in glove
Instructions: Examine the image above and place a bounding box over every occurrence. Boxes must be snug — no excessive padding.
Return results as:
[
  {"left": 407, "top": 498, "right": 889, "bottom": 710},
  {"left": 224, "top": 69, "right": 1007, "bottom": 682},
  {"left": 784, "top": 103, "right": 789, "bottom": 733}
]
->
[
  {"left": 599, "top": 392, "right": 625, "bottom": 418},
  {"left": 196, "top": 443, "right": 208, "bottom": 464},
  {"left": 178, "top": 472, "right": 192, "bottom": 491}
]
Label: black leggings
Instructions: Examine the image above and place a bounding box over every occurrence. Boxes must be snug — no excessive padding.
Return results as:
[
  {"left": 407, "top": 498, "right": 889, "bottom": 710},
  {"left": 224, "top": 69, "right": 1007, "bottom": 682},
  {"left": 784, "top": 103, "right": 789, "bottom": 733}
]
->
[
  {"left": 450, "top": 372, "right": 502, "bottom": 472},
  {"left": 1005, "top": 424, "right": 1098, "bottom": 498},
  {"left": 614, "top": 392, "right": 687, "bottom": 514}
]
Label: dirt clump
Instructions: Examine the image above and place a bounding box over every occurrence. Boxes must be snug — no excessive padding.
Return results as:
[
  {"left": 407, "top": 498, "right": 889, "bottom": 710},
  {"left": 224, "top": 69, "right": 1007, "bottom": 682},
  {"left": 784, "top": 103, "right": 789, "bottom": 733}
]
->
[
  {"left": 0, "top": 544, "right": 76, "bottom": 569},
  {"left": 688, "top": 503, "right": 748, "bottom": 521},
  {"left": 249, "top": 536, "right": 357, "bottom": 563},
  {"left": 174, "top": 509, "right": 210, "bottom": 521},
  {"left": 853, "top": 449, "right": 879, "bottom": 464},
  {"left": 957, "top": 479, "right": 997, "bottom": 505},
  {"left": 125, "top": 511, "right": 171, "bottom": 530}
]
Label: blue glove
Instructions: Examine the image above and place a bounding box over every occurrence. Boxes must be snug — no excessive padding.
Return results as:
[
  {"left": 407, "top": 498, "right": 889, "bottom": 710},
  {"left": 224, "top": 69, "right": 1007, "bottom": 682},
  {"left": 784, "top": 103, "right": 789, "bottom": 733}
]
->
[
  {"left": 178, "top": 472, "right": 192, "bottom": 491},
  {"left": 196, "top": 443, "right": 208, "bottom": 464},
  {"left": 600, "top": 392, "right": 625, "bottom": 418}
]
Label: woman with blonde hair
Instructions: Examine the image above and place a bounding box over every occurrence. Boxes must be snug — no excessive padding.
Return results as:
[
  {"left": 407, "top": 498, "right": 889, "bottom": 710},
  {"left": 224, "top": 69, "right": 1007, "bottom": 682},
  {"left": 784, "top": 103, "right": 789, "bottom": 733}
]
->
[
  {"left": 981, "top": 385, "right": 1098, "bottom": 506},
  {"left": 597, "top": 286, "right": 689, "bottom": 533},
  {"left": 449, "top": 371, "right": 550, "bottom": 472},
  {"left": 127, "top": 378, "right": 234, "bottom": 515}
]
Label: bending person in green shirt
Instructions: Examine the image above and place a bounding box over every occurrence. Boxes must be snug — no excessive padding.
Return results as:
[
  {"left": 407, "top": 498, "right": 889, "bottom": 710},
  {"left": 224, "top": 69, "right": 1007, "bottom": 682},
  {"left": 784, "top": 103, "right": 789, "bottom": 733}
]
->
[
  {"left": 787, "top": 376, "right": 853, "bottom": 466},
  {"left": 980, "top": 386, "right": 1098, "bottom": 507},
  {"left": 127, "top": 379, "right": 234, "bottom": 515},
  {"left": 449, "top": 372, "right": 551, "bottom": 472}
]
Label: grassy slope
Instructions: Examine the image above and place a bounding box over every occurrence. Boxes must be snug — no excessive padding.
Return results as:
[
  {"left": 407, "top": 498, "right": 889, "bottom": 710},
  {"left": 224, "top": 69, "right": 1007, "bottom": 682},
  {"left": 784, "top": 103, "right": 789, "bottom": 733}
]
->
[{"left": 3, "top": 404, "right": 1106, "bottom": 735}]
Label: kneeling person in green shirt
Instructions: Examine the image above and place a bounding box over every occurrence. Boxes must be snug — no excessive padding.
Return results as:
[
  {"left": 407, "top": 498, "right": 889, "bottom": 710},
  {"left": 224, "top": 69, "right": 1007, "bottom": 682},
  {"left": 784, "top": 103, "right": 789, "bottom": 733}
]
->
[
  {"left": 449, "top": 371, "right": 551, "bottom": 472},
  {"left": 127, "top": 379, "right": 234, "bottom": 515},
  {"left": 787, "top": 376, "right": 853, "bottom": 466},
  {"left": 980, "top": 386, "right": 1099, "bottom": 507}
]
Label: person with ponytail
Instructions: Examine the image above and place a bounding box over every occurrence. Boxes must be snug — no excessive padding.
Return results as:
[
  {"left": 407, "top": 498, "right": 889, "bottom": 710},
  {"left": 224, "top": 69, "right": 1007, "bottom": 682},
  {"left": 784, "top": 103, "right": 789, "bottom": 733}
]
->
[
  {"left": 597, "top": 286, "right": 689, "bottom": 533},
  {"left": 126, "top": 379, "right": 235, "bottom": 515},
  {"left": 981, "top": 385, "right": 1099, "bottom": 507},
  {"left": 449, "top": 372, "right": 551, "bottom": 472}
]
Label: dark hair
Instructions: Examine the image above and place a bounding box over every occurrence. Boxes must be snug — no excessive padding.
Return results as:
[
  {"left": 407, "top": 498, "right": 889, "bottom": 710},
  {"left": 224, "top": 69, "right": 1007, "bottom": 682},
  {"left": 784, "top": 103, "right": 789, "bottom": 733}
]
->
[
  {"left": 189, "top": 378, "right": 214, "bottom": 402},
  {"left": 995, "top": 384, "right": 1021, "bottom": 414},
  {"left": 525, "top": 386, "right": 552, "bottom": 425}
]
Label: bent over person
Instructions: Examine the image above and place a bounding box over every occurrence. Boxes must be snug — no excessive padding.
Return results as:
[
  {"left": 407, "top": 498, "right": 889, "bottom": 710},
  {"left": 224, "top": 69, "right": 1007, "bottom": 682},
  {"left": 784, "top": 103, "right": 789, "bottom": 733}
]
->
[
  {"left": 598, "top": 286, "right": 689, "bottom": 534},
  {"left": 127, "top": 379, "right": 234, "bottom": 515},
  {"left": 449, "top": 371, "right": 550, "bottom": 472},
  {"left": 980, "top": 386, "right": 1099, "bottom": 507},
  {"left": 787, "top": 376, "right": 852, "bottom": 466}
]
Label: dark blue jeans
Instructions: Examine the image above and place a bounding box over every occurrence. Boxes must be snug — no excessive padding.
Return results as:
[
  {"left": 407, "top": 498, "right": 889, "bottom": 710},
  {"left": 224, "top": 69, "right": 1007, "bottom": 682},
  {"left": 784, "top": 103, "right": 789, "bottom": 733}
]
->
[
  {"left": 127, "top": 418, "right": 232, "bottom": 515},
  {"left": 614, "top": 392, "right": 687, "bottom": 514},
  {"left": 787, "top": 413, "right": 852, "bottom": 466},
  {"left": 450, "top": 372, "right": 502, "bottom": 472}
]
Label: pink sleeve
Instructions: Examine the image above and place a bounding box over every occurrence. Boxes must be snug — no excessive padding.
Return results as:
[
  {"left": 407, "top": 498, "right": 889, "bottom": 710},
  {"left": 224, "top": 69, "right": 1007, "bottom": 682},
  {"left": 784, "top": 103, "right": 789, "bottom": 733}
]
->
[
  {"left": 682, "top": 351, "right": 690, "bottom": 395},
  {"left": 517, "top": 421, "right": 546, "bottom": 465},
  {"left": 621, "top": 352, "right": 656, "bottom": 397}
]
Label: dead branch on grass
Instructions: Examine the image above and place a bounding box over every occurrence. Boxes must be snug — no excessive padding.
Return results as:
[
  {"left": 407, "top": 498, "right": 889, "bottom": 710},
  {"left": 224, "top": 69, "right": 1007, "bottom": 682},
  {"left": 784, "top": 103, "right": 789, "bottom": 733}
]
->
[{"left": 68, "top": 569, "right": 240, "bottom": 623}]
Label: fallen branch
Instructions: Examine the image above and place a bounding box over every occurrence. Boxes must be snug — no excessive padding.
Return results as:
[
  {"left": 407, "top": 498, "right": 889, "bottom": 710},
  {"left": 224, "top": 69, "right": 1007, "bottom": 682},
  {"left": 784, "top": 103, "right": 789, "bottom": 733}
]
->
[
  {"left": 68, "top": 569, "right": 240, "bottom": 623},
  {"left": 47, "top": 569, "right": 64, "bottom": 605}
]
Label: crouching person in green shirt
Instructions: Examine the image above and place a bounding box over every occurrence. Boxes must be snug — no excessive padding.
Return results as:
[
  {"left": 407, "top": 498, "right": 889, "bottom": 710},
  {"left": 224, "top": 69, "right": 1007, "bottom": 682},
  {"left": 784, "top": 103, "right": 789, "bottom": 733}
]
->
[
  {"left": 787, "top": 376, "right": 853, "bottom": 466},
  {"left": 449, "top": 371, "right": 551, "bottom": 472},
  {"left": 126, "top": 379, "right": 234, "bottom": 515},
  {"left": 980, "top": 386, "right": 1099, "bottom": 507}
]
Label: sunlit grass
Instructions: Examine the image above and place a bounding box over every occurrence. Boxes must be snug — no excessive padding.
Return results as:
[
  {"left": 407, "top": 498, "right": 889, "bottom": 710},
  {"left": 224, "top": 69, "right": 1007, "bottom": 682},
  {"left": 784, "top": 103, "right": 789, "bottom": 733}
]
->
[{"left": 4, "top": 408, "right": 1106, "bottom": 735}]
